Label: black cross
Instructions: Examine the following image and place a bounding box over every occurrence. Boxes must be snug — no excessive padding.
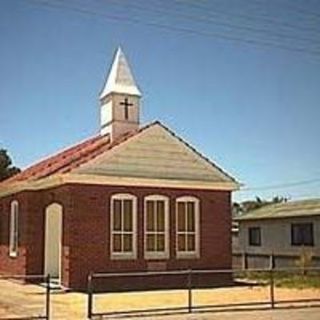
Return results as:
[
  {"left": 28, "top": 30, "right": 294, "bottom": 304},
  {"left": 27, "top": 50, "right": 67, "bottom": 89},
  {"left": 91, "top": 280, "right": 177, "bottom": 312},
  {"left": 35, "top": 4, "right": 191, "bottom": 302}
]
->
[{"left": 120, "top": 97, "right": 133, "bottom": 120}]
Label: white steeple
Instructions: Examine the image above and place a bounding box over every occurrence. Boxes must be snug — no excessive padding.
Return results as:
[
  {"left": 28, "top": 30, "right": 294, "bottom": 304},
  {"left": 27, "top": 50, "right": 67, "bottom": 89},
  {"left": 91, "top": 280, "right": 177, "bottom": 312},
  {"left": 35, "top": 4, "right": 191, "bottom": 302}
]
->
[
  {"left": 99, "top": 47, "right": 141, "bottom": 140},
  {"left": 100, "top": 47, "right": 141, "bottom": 99}
]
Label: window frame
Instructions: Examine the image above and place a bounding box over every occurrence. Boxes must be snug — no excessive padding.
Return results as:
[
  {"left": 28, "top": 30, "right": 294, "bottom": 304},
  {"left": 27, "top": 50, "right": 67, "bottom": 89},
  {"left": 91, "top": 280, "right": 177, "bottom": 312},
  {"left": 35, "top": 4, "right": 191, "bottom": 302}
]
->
[
  {"left": 144, "top": 195, "right": 170, "bottom": 260},
  {"left": 291, "top": 223, "right": 314, "bottom": 246},
  {"left": 248, "top": 227, "right": 261, "bottom": 246},
  {"left": 175, "top": 196, "right": 200, "bottom": 259},
  {"left": 110, "top": 193, "right": 137, "bottom": 260},
  {"left": 9, "top": 200, "right": 19, "bottom": 258}
]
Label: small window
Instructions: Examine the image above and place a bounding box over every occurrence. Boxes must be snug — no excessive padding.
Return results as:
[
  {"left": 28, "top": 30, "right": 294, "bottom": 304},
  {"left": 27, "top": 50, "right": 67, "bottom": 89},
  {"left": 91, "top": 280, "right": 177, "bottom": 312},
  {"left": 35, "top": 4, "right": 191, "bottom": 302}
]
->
[
  {"left": 248, "top": 227, "right": 261, "bottom": 246},
  {"left": 176, "top": 196, "right": 200, "bottom": 258},
  {"left": 9, "top": 200, "right": 19, "bottom": 257},
  {"left": 110, "top": 194, "right": 137, "bottom": 259},
  {"left": 291, "top": 223, "right": 314, "bottom": 246},
  {"left": 144, "top": 195, "right": 169, "bottom": 259}
]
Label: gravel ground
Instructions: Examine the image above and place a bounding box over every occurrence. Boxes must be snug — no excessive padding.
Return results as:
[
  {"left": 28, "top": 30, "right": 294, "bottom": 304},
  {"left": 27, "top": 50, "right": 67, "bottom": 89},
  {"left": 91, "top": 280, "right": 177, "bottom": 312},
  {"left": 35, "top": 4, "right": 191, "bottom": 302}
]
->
[
  {"left": 0, "top": 279, "right": 319, "bottom": 319},
  {"left": 126, "top": 307, "right": 320, "bottom": 320}
]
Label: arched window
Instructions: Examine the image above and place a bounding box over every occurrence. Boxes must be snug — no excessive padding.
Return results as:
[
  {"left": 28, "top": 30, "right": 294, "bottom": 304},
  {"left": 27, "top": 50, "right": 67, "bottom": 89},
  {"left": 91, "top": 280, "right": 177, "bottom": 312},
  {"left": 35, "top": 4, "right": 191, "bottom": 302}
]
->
[
  {"left": 144, "top": 195, "right": 169, "bottom": 259},
  {"left": 176, "top": 196, "right": 200, "bottom": 258},
  {"left": 110, "top": 194, "right": 137, "bottom": 259},
  {"left": 9, "top": 200, "right": 19, "bottom": 257}
]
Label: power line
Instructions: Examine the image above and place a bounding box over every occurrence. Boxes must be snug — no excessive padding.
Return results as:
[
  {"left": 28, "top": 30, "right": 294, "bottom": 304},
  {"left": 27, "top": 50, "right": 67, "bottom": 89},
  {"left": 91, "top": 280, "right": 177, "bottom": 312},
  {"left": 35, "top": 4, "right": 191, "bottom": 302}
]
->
[
  {"left": 238, "top": 178, "right": 320, "bottom": 192},
  {"left": 180, "top": 0, "right": 320, "bottom": 23},
  {"left": 173, "top": 0, "right": 320, "bottom": 30},
  {"left": 25, "top": 0, "right": 320, "bottom": 58},
  {"left": 271, "top": 0, "right": 320, "bottom": 20},
  {"left": 100, "top": 0, "right": 320, "bottom": 45}
]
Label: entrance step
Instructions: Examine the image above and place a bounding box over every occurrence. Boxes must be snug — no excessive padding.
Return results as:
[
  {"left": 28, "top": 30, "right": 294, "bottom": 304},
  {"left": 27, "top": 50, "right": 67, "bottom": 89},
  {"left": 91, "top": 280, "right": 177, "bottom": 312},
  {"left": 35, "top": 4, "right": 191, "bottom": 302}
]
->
[{"left": 40, "top": 278, "right": 69, "bottom": 292}]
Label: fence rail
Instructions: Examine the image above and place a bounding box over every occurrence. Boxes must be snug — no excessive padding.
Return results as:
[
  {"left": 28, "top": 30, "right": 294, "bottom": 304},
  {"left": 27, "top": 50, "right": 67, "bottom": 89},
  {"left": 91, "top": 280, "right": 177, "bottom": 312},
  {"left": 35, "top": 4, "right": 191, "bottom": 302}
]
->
[
  {"left": 0, "top": 274, "right": 51, "bottom": 320},
  {"left": 87, "top": 267, "right": 320, "bottom": 319}
]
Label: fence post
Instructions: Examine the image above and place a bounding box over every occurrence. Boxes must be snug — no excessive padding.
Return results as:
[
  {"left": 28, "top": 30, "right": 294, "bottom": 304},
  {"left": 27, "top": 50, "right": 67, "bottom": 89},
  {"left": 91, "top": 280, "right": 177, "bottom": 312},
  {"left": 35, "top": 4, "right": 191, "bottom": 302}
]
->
[
  {"left": 269, "top": 267, "right": 275, "bottom": 309},
  {"left": 87, "top": 272, "right": 93, "bottom": 320},
  {"left": 187, "top": 269, "right": 192, "bottom": 313},
  {"left": 46, "top": 274, "right": 51, "bottom": 320},
  {"left": 269, "top": 253, "right": 275, "bottom": 269}
]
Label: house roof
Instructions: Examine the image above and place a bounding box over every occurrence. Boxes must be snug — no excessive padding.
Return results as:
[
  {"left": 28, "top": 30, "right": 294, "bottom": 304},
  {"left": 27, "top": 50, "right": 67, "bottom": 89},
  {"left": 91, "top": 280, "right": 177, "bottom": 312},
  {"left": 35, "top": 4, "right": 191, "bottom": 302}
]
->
[
  {"left": 1, "top": 121, "right": 239, "bottom": 196},
  {"left": 4, "top": 135, "right": 111, "bottom": 184},
  {"left": 236, "top": 199, "right": 320, "bottom": 221},
  {"left": 100, "top": 47, "right": 141, "bottom": 99},
  {"left": 3, "top": 124, "right": 148, "bottom": 185}
]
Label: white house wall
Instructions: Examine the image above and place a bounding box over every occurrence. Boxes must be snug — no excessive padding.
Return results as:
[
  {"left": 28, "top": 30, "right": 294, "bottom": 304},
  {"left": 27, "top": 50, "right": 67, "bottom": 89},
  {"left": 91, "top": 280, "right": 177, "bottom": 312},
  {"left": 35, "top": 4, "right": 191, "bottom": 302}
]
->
[{"left": 238, "top": 216, "right": 320, "bottom": 257}]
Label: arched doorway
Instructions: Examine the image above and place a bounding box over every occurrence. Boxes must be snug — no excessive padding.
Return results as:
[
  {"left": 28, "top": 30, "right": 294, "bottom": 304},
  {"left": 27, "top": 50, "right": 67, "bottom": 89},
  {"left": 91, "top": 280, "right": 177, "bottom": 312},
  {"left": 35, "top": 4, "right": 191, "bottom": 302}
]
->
[{"left": 44, "top": 203, "right": 63, "bottom": 282}]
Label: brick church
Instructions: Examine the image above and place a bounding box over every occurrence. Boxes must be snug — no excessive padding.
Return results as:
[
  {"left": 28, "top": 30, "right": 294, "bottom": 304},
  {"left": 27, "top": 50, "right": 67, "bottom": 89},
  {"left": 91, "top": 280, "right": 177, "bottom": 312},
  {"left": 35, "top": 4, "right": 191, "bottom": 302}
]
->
[{"left": 0, "top": 48, "right": 239, "bottom": 290}]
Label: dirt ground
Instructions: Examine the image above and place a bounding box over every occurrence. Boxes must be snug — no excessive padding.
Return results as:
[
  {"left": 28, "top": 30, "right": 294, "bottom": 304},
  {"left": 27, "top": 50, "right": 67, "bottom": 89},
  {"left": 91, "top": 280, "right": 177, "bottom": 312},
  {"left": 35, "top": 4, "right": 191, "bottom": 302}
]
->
[{"left": 0, "top": 279, "right": 319, "bottom": 319}]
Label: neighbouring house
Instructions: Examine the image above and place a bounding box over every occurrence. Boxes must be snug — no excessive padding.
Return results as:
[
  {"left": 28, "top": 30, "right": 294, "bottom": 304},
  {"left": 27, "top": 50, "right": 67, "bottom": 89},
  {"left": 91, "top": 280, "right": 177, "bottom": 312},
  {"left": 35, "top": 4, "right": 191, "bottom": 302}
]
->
[
  {"left": 234, "top": 199, "right": 320, "bottom": 269},
  {"left": 0, "top": 48, "right": 239, "bottom": 290}
]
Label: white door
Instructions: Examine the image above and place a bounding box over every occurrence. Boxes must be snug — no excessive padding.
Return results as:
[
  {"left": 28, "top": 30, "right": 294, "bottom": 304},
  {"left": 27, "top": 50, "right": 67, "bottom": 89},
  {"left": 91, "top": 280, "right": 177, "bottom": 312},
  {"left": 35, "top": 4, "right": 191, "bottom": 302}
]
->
[{"left": 44, "top": 203, "right": 63, "bottom": 281}]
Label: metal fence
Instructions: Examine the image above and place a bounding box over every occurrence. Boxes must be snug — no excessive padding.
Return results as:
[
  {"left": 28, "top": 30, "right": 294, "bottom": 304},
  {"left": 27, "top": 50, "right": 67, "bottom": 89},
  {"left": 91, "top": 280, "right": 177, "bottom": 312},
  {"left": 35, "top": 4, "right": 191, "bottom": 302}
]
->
[
  {"left": 0, "top": 274, "right": 51, "bottom": 320},
  {"left": 87, "top": 267, "right": 320, "bottom": 319}
]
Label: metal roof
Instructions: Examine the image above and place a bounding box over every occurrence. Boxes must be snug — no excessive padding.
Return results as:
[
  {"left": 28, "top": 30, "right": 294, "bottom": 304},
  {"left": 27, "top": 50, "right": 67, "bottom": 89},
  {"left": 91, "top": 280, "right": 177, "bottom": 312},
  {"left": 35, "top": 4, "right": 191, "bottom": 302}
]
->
[{"left": 236, "top": 199, "right": 320, "bottom": 221}]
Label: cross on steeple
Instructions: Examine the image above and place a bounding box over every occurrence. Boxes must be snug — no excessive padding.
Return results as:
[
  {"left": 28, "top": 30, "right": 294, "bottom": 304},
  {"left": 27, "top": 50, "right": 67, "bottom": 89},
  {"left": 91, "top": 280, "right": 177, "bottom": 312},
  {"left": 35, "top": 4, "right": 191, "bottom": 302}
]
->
[
  {"left": 120, "top": 97, "right": 133, "bottom": 120},
  {"left": 99, "top": 47, "right": 141, "bottom": 139}
]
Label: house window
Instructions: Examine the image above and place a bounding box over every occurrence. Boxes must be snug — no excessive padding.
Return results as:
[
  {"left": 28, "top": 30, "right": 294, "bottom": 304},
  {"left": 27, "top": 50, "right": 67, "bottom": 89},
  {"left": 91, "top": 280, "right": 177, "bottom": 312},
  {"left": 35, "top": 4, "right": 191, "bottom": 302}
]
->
[
  {"left": 291, "top": 223, "right": 314, "bottom": 246},
  {"left": 176, "top": 196, "right": 200, "bottom": 258},
  {"left": 110, "top": 194, "right": 137, "bottom": 259},
  {"left": 248, "top": 227, "right": 261, "bottom": 246},
  {"left": 144, "top": 195, "right": 169, "bottom": 259},
  {"left": 9, "top": 200, "right": 19, "bottom": 257}
]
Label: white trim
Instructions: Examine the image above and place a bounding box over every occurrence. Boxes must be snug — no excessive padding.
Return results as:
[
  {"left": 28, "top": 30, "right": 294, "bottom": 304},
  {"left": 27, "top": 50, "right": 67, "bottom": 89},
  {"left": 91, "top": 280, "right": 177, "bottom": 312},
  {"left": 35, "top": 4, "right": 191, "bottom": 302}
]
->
[
  {"left": 0, "top": 173, "right": 239, "bottom": 198},
  {"left": 144, "top": 195, "right": 170, "bottom": 260},
  {"left": 175, "top": 196, "right": 200, "bottom": 259},
  {"left": 9, "top": 200, "right": 19, "bottom": 258},
  {"left": 110, "top": 193, "right": 137, "bottom": 260}
]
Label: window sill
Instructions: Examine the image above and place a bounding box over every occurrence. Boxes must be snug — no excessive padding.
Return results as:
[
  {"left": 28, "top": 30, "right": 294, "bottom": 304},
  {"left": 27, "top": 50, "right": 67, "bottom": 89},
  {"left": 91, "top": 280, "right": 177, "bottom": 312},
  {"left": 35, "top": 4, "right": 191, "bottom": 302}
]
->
[
  {"left": 145, "top": 252, "right": 169, "bottom": 260},
  {"left": 291, "top": 243, "right": 314, "bottom": 247},
  {"left": 9, "top": 252, "right": 18, "bottom": 258},
  {"left": 176, "top": 252, "right": 199, "bottom": 260},
  {"left": 110, "top": 253, "right": 137, "bottom": 260}
]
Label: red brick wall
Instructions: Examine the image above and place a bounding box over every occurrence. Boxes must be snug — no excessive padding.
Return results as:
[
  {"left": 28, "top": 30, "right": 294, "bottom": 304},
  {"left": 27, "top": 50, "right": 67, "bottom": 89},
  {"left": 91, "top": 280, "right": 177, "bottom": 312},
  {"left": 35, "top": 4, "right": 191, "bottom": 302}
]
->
[
  {"left": 0, "top": 192, "right": 28, "bottom": 275},
  {"left": 67, "top": 184, "right": 232, "bottom": 289},
  {"left": 0, "top": 183, "right": 232, "bottom": 290}
]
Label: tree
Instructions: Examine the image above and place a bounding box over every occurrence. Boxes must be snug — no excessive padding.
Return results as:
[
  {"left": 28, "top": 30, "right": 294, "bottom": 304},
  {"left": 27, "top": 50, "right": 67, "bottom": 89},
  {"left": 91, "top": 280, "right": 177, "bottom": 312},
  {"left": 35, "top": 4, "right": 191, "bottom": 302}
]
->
[{"left": 0, "top": 149, "right": 21, "bottom": 182}]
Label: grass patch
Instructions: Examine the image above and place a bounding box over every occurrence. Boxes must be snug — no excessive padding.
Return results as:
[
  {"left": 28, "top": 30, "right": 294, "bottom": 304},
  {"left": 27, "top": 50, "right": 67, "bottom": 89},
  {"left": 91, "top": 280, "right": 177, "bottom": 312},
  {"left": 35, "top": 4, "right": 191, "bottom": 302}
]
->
[
  {"left": 275, "top": 274, "right": 320, "bottom": 289},
  {"left": 235, "top": 270, "right": 320, "bottom": 289}
]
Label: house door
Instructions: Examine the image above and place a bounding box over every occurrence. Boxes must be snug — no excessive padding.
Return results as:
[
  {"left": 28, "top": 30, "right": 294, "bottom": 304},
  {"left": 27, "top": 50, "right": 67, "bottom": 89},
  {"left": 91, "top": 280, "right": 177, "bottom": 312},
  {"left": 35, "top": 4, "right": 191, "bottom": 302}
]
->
[{"left": 44, "top": 203, "right": 63, "bottom": 281}]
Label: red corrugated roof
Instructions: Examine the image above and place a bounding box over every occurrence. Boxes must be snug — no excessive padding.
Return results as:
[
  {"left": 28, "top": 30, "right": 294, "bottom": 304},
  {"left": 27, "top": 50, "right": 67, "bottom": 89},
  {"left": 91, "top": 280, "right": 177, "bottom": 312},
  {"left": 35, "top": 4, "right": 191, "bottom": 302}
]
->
[
  {"left": 3, "top": 123, "right": 155, "bottom": 185},
  {"left": 4, "top": 134, "right": 111, "bottom": 183},
  {"left": 2, "top": 121, "right": 238, "bottom": 187}
]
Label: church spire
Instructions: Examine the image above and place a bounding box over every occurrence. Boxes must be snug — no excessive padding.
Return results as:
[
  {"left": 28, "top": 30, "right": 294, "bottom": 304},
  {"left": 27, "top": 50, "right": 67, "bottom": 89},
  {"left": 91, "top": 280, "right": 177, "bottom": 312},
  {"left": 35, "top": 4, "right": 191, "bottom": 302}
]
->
[
  {"left": 99, "top": 47, "right": 142, "bottom": 140},
  {"left": 100, "top": 47, "right": 141, "bottom": 99}
]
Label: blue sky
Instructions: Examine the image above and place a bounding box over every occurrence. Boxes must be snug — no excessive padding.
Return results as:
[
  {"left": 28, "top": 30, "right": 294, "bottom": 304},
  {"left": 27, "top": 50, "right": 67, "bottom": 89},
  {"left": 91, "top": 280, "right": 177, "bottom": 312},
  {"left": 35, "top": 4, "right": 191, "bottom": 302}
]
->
[{"left": 1, "top": 0, "right": 320, "bottom": 202}]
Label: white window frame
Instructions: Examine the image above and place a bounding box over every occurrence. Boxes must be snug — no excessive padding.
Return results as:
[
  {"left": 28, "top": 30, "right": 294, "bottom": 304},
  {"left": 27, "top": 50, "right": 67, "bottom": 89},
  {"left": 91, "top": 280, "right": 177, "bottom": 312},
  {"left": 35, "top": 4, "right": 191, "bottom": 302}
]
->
[
  {"left": 176, "top": 196, "right": 200, "bottom": 259},
  {"left": 9, "top": 200, "right": 19, "bottom": 258},
  {"left": 144, "top": 195, "right": 170, "bottom": 260},
  {"left": 110, "top": 193, "right": 137, "bottom": 260}
]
